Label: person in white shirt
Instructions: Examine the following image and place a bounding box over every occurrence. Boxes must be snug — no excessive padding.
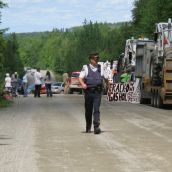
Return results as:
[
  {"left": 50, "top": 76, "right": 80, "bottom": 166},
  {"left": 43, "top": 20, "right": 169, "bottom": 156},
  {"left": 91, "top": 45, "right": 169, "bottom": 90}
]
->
[
  {"left": 34, "top": 68, "right": 42, "bottom": 97},
  {"left": 79, "top": 52, "right": 108, "bottom": 134},
  {"left": 5, "top": 73, "right": 12, "bottom": 91},
  {"left": 23, "top": 73, "right": 28, "bottom": 97}
]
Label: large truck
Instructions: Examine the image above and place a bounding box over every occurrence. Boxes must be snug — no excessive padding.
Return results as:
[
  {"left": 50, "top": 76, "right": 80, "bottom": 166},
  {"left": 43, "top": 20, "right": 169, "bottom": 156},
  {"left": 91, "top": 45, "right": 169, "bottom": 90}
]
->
[
  {"left": 123, "top": 37, "right": 150, "bottom": 72},
  {"left": 135, "top": 19, "right": 172, "bottom": 108}
]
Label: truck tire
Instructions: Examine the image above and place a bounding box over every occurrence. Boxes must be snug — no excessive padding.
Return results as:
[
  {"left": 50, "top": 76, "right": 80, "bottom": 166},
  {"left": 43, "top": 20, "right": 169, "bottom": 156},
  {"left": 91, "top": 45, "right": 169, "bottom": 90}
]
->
[
  {"left": 156, "top": 93, "right": 163, "bottom": 108},
  {"left": 150, "top": 58, "right": 162, "bottom": 86},
  {"left": 68, "top": 88, "right": 73, "bottom": 94},
  {"left": 140, "top": 97, "right": 149, "bottom": 104},
  {"left": 151, "top": 92, "right": 157, "bottom": 107},
  {"left": 154, "top": 93, "right": 158, "bottom": 107},
  {"left": 164, "top": 47, "right": 172, "bottom": 58},
  {"left": 151, "top": 93, "right": 155, "bottom": 107}
]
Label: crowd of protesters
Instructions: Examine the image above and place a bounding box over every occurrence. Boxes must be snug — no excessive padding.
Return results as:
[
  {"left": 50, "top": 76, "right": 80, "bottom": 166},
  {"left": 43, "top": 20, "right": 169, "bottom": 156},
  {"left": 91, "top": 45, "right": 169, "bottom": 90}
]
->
[{"left": 3, "top": 68, "right": 55, "bottom": 98}]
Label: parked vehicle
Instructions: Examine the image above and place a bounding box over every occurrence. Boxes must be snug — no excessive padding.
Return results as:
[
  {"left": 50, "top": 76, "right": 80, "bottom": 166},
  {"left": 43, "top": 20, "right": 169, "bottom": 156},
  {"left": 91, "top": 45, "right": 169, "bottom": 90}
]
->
[
  {"left": 134, "top": 18, "right": 172, "bottom": 108},
  {"left": 51, "top": 82, "right": 64, "bottom": 94},
  {"left": 40, "top": 84, "right": 46, "bottom": 94},
  {"left": 68, "top": 71, "right": 82, "bottom": 94}
]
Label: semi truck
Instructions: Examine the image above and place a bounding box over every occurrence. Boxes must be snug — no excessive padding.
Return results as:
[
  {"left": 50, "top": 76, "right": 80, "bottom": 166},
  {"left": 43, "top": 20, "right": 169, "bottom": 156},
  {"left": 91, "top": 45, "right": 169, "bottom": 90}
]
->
[{"left": 134, "top": 19, "right": 172, "bottom": 108}]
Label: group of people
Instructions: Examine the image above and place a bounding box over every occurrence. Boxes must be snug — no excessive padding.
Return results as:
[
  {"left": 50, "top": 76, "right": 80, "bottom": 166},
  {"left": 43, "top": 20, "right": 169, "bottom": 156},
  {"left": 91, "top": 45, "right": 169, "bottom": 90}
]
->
[
  {"left": 4, "top": 68, "right": 54, "bottom": 98},
  {"left": 4, "top": 72, "right": 21, "bottom": 97},
  {"left": 33, "top": 68, "right": 53, "bottom": 98}
]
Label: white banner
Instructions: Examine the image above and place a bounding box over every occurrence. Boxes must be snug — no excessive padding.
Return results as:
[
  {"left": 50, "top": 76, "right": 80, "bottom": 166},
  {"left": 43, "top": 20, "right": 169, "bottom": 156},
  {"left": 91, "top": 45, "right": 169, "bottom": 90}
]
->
[{"left": 107, "top": 78, "right": 141, "bottom": 103}]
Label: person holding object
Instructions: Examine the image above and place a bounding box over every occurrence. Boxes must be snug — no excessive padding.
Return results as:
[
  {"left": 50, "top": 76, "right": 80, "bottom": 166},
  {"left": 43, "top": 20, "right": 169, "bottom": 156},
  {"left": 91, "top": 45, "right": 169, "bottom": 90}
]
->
[{"left": 79, "top": 52, "right": 108, "bottom": 134}]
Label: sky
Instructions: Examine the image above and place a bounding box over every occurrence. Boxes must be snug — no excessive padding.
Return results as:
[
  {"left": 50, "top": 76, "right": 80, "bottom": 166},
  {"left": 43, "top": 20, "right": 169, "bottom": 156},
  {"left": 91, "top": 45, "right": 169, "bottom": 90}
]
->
[{"left": 1, "top": 0, "right": 135, "bottom": 33}]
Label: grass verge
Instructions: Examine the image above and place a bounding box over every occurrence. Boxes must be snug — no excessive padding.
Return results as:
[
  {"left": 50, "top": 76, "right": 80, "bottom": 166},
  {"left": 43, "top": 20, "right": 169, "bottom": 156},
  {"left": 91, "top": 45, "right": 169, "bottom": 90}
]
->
[{"left": 0, "top": 97, "right": 13, "bottom": 108}]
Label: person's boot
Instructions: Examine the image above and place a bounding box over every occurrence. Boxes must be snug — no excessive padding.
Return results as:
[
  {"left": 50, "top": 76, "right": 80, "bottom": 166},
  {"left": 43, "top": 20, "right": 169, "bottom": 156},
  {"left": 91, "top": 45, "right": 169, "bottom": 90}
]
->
[
  {"left": 94, "top": 126, "right": 101, "bottom": 134},
  {"left": 86, "top": 125, "right": 91, "bottom": 133}
]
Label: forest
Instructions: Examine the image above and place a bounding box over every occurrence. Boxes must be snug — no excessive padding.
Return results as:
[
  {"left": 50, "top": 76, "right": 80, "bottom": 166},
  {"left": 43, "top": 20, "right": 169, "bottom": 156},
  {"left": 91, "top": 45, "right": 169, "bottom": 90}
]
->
[{"left": 0, "top": 0, "right": 172, "bottom": 92}]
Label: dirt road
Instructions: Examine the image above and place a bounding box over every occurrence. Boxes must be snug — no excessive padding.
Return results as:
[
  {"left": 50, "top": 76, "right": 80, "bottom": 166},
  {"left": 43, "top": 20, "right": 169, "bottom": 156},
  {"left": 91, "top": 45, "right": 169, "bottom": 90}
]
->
[{"left": 0, "top": 95, "right": 172, "bottom": 172}]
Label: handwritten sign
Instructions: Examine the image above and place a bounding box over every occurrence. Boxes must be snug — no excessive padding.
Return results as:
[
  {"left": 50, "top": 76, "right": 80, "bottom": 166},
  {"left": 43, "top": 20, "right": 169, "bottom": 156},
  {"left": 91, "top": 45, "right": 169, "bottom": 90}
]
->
[{"left": 107, "top": 78, "right": 141, "bottom": 103}]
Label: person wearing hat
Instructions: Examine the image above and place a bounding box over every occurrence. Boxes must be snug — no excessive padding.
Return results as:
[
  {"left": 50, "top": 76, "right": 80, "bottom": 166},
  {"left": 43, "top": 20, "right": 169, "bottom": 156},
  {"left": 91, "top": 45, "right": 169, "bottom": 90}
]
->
[{"left": 79, "top": 52, "right": 108, "bottom": 134}]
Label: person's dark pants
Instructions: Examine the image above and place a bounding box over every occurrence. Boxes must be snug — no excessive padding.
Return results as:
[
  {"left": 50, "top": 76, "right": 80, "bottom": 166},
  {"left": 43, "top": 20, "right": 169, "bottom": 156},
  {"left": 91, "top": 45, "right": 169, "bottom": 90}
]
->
[
  {"left": 23, "top": 83, "right": 28, "bottom": 97},
  {"left": 45, "top": 83, "right": 52, "bottom": 97},
  {"left": 34, "top": 84, "right": 41, "bottom": 97},
  {"left": 84, "top": 91, "right": 102, "bottom": 131}
]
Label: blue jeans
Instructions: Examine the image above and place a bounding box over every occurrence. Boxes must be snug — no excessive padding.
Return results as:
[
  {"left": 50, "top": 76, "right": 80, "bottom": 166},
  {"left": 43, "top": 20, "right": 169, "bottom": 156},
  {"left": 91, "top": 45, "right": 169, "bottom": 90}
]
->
[{"left": 45, "top": 83, "right": 52, "bottom": 97}]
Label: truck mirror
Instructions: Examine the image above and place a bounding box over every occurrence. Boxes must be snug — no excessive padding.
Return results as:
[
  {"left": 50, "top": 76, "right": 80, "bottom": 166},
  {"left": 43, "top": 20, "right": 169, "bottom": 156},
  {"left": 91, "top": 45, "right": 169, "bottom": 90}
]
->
[{"left": 154, "top": 32, "right": 158, "bottom": 42}]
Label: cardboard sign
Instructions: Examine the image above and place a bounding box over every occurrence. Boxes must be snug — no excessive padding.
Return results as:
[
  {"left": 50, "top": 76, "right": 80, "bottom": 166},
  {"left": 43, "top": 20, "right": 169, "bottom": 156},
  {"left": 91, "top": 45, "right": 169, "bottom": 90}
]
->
[{"left": 107, "top": 78, "right": 141, "bottom": 103}]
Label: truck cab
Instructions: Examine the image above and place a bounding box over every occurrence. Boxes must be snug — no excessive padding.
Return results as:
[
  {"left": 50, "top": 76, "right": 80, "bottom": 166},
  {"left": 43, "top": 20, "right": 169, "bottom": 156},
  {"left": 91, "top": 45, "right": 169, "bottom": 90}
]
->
[{"left": 68, "top": 71, "right": 82, "bottom": 94}]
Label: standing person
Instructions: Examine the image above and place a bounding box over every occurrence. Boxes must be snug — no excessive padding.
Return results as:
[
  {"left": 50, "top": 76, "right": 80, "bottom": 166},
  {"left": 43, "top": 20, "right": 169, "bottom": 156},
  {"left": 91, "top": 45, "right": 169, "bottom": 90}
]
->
[
  {"left": 22, "top": 72, "right": 28, "bottom": 97},
  {"left": 113, "top": 69, "right": 121, "bottom": 83},
  {"left": 34, "top": 68, "right": 42, "bottom": 97},
  {"left": 63, "top": 73, "right": 70, "bottom": 94},
  {"left": 11, "top": 72, "right": 19, "bottom": 97},
  {"left": 5, "top": 73, "right": 12, "bottom": 92},
  {"left": 45, "top": 70, "right": 52, "bottom": 97},
  {"left": 79, "top": 52, "right": 108, "bottom": 134}
]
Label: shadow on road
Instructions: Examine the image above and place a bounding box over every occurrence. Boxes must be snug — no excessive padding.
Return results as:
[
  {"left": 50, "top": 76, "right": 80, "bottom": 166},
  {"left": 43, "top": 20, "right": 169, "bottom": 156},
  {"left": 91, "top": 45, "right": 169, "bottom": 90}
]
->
[
  {"left": 81, "top": 130, "right": 114, "bottom": 134},
  {"left": 0, "top": 143, "right": 10, "bottom": 146}
]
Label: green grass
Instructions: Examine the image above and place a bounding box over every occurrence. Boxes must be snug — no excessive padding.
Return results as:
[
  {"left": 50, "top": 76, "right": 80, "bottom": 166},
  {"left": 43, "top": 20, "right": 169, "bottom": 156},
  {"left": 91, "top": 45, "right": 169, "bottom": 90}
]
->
[{"left": 0, "top": 97, "right": 13, "bottom": 108}]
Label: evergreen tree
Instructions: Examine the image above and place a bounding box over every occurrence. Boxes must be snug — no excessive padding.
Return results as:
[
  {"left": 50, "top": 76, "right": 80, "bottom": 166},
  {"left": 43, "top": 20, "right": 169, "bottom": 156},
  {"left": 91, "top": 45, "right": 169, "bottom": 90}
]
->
[
  {"left": 0, "top": 0, "right": 7, "bottom": 91},
  {"left": 4, "top": 33, "right": 24, "bottom": 76}
]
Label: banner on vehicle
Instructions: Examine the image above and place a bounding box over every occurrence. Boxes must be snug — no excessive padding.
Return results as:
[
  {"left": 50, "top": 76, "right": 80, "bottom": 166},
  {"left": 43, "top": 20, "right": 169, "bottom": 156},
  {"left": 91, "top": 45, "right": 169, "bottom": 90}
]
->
[{"left": 107, "top": 78, "right": 140, "bottom": 103}]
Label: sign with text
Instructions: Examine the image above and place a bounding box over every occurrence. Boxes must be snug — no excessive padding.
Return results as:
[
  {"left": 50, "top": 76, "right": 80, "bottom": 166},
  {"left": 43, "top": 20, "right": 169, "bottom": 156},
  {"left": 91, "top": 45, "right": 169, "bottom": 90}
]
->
[{"left": 107, "top": 79, "right": 141, "bottom": 103}]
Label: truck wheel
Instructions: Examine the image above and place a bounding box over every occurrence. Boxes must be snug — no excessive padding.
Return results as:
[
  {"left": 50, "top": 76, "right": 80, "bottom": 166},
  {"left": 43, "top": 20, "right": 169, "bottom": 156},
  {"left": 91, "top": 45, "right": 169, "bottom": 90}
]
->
[
  {"left": 151, "top": 93, "right": 154, "bottom": 107},
  {"left": 164, "top": 47, "right": 172, "bottom": 58},
  {"left": 151, "top": 93, "right": 157, "bottom": 107},
  {"left": 154, "top": 93, "right": 158, "bottom": 107},
  {"left": 69, "top": 89, "right": 73, "bottom": 94},
  {"left": 79, "top": 90, "right": 83, "bottom": 94},
  {"left": 68, "top": 88, "right": 73, "bottom": 94},
  {"left": 150, "top": 58, "right": 162, "bottom": 86},
  {"left": 140, "top": 97, "right": 149, "bottom": 104},
  {"left": 156, "top": 94, "right": 163, "bottom": 108}
]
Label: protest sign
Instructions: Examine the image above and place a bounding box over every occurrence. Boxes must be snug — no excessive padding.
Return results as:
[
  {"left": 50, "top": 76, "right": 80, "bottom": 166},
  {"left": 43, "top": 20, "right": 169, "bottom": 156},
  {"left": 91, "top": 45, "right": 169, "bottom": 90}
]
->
[{"left": 107, "top": 78, "right": 141, "bottom": 103}]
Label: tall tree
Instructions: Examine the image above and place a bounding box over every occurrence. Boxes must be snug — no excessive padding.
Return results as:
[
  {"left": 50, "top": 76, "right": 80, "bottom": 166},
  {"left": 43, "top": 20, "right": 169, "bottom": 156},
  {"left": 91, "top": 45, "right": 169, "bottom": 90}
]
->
[
  {"left": 4, "top": 33, "right": 24, "bottom": 76},
  {"left": 0, "top": 0, "right": 7, "bottom": 91}
]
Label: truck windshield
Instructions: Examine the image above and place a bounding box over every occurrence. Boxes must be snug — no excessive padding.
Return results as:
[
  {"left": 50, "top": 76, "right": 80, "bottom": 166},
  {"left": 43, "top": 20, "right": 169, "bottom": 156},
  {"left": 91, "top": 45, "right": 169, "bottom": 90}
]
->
[{"left": 71, "top": 73, "right": 80, "bottom": 77}]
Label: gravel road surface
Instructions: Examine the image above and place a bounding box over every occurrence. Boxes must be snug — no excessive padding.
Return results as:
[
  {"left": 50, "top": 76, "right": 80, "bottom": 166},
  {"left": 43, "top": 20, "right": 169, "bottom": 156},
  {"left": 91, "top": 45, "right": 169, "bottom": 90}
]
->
[{"left": 0, "top": 94, "right": 172, "bottom": 172}]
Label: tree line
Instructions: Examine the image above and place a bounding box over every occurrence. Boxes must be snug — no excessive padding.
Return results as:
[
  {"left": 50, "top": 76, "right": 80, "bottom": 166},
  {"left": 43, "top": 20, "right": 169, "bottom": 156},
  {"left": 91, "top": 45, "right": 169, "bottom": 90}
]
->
[{"left": 0, "top": 0, "right": 172, "bottom": 92}]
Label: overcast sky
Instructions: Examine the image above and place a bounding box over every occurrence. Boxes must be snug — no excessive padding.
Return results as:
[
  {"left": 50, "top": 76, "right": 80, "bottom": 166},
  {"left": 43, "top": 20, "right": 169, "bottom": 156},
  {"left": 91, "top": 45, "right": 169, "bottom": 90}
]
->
[{"left": 1, "top": 0, "right": 135, "bottom": 33}]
